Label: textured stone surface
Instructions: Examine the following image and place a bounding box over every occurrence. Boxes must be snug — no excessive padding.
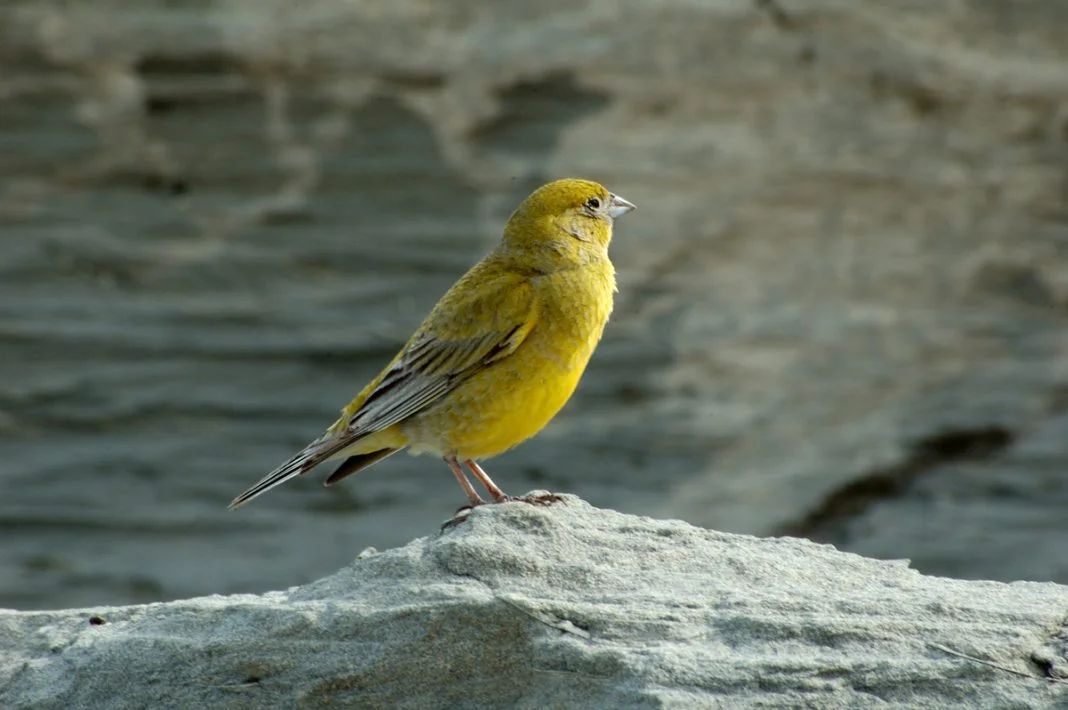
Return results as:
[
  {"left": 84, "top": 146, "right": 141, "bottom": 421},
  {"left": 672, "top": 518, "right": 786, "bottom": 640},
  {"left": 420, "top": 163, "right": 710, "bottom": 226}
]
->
[
  {"left": 2, "top": 500, "right": 1066, "bottom": 709},
  {"left": 2, "top": 0, "right": 1068, "bottom": 609}
]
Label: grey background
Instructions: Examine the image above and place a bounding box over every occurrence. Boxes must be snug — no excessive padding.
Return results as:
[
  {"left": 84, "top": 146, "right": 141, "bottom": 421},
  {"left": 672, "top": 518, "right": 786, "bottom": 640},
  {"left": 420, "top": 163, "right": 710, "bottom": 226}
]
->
[{"left": 2, "top": 0, "right": 1067, "bottom": 610}]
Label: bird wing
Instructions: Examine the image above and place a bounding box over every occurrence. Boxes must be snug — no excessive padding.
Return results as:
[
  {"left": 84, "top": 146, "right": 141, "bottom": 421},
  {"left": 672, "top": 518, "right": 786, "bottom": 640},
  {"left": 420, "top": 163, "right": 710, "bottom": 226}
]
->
[
  {"left": 343, "top": 267, "right": 538, "bottom": 435},
  {"left": 228, "top": 266, "right": 537, "bottom": 510}
]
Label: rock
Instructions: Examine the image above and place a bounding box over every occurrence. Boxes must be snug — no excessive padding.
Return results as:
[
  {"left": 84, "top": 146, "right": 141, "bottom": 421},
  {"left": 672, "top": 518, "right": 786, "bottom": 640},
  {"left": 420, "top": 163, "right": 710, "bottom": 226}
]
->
[
  {"left": 2, "top": 500, "right": 1066, "bottom": 709},
  {"left": 2, "top": 0, "right": 1068, "bottom": 610}
]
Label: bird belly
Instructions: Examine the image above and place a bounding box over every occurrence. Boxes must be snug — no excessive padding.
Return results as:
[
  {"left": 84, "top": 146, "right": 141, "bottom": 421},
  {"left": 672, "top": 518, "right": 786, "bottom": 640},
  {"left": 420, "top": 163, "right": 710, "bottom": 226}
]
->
[
  {"left": 410, "top": 330, "right": 606, "bottom": 457},
  {"left": 403, "top": 341, "right": 588, "bottom": 459},
  {"left": 403, "top": 264, "right": 613, "bottom": 460}
]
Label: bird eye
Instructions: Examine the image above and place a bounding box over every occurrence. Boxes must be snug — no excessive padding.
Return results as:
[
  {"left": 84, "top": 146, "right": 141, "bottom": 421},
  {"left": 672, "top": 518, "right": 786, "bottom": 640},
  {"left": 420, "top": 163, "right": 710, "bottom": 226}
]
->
[{"left": 585, "top": 197, "right": 601, "bottom": 211}]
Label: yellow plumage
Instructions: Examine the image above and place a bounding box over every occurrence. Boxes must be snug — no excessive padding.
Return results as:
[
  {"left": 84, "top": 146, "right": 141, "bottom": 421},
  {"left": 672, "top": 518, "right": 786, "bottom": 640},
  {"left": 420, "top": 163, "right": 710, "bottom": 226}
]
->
[{"left": 229, "top": 178, "right": 634, "bottom": 510}]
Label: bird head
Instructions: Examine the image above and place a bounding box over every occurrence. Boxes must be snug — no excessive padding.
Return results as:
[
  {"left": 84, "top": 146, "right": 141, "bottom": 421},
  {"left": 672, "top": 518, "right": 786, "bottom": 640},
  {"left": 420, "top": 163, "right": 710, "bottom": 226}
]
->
[{"left": 499, "top": 178, "right": 635, "bottom": 272}]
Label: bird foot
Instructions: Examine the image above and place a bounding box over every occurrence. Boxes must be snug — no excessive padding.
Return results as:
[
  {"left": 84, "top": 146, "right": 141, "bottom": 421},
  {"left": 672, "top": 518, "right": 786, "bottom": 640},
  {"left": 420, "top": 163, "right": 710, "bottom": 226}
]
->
[
  {"left": 440, "top": 492, "right": 564, "bottom": 531},
  {"left": 503, "top": 492, "right": 565, "bottom": 506},
  {"left": 457, "top": 500, "right": 486, "bottom": 514},
  {"left": 440, "top": 499, "right": 485, "bottom": 531}
]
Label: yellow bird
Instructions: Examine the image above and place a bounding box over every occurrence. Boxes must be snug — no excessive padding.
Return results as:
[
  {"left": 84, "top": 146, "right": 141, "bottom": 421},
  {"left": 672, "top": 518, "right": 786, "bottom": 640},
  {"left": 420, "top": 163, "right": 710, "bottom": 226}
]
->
[{"left": 229, "top": 178, "right": 635, "bottom": 510}]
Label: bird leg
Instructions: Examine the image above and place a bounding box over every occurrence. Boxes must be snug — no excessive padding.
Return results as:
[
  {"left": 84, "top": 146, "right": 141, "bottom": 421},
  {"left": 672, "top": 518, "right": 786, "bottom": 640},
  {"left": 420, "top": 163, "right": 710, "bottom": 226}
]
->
[
  {"left": 445, "top": 456, "right": 486, "bottom": 507},
  {"left": 463, "top": 460, "right": 511, "bottom": 503},
  {"left": 464, "top": 460, "right": 564, "bottom": 506}
]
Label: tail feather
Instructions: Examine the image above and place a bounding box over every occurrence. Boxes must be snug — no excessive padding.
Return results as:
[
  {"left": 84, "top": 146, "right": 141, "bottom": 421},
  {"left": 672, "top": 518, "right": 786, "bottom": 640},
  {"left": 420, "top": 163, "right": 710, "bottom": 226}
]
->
[
  {"left": 228, "top": 436, "right": 349, "bottom": 510},
  {"left": 324, "top": 448, "right": 400, "bottom": 486}
]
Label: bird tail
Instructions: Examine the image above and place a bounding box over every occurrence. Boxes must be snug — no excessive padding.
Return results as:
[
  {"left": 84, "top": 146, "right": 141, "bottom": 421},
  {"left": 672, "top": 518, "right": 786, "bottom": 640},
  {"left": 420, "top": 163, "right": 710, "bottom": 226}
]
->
[
  {"left": 228, "top": 435, "right": 351, "bottom": 510},
  {"left": 324, "top": 448, "right": 400, "bottom": 486}
]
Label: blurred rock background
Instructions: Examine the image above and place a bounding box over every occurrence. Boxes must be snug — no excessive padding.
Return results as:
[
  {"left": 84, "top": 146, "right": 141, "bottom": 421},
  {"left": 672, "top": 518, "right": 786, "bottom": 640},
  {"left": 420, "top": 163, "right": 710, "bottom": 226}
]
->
[{"left": 1, "top": 0, "right": 1067, "bottom": 610}]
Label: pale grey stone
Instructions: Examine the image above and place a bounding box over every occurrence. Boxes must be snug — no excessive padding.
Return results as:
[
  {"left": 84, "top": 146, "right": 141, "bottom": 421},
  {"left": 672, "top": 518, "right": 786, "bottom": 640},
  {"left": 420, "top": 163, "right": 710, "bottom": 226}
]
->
[{"left": 2, "top": 500, "right": 1066, "bottom": 708}]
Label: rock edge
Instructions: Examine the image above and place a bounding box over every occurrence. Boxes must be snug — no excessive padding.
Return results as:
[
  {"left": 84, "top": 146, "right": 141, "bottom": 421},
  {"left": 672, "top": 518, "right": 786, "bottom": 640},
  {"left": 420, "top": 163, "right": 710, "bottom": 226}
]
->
[{"left": 2, "top": 497, "right": 1066, "bottom": 709}]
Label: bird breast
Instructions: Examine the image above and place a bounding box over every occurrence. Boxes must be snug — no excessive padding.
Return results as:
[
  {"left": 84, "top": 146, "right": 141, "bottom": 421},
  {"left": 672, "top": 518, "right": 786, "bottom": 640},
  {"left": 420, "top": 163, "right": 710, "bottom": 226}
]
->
[{"left": 530, "top": 260, "right": 616, "bottom": 371}]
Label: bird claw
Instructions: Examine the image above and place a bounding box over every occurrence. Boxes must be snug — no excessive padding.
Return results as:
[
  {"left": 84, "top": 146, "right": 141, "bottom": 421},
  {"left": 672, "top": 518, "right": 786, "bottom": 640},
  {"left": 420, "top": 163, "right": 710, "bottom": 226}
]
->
[
  {"left": 440, "top": 511, "right": 469, "bottom": 531},
  {"left": 440, "top": 500, "right": 484, "bottom": 531},
  {"left": 494, "top": 492, "right": 564, "bottom": 506},
  {"left": 514, "top": 492, "right": 565, "bottom": 506},
  {"left": 440, "top": 492, "right": 564, "bottom": 530}
]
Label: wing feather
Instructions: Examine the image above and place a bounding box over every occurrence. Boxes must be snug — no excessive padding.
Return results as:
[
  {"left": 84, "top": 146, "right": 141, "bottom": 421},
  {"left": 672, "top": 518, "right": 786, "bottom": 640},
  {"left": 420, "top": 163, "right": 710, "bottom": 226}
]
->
[
  {"left": 349, "top": 329, "right": 529, "bottom": 435},
  {"left": 342, "top": 263, "right": 537, "bottom": 438}
]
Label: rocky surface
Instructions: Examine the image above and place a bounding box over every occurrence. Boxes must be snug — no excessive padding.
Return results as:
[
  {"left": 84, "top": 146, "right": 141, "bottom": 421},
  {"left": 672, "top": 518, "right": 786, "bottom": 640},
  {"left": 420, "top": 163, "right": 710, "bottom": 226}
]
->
[
  {"left": 2, "top": 500, "right": 1066, "bottom": 709},
  {"left": 2, "top": 0, "right": 1068, "bottom": 610}
]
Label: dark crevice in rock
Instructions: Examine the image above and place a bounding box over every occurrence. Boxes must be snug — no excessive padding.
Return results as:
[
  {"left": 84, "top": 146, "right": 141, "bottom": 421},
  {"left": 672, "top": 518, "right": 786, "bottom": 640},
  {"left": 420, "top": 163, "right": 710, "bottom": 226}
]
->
[
  {"left": 777, "top": 426, "right": 1015, "bottom": 542},
  {"left": 469, "top": 70, "right": 611, "bottom": 159},
  {"left": 753, "top": 0, "right": 798, "bottom": 31},
  {"left": 136, "top": 52, "right": 240, "bottom": 76},
  {"left": 868, "top": 71, "right": 948, "bottom": 117},
  {"left": 379, "top": 71, "right": 446, "bottom": 90}
]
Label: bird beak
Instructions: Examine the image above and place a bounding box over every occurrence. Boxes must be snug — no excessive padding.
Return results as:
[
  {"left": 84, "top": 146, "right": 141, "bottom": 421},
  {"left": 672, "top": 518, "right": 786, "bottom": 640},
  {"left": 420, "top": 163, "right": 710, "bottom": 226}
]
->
[{"left": 607, "top": 193, "right": 635, "bottom": 219}]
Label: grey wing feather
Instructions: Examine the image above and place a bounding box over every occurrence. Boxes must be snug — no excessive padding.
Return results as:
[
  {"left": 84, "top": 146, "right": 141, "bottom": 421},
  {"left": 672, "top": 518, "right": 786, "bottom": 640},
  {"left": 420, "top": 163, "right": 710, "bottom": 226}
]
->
[
  {"left": 347, "top": 331, "right": 506, "bottom": 435},
  {"left": 227, "top": 433, "right": 349, "bottom": 509}
]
